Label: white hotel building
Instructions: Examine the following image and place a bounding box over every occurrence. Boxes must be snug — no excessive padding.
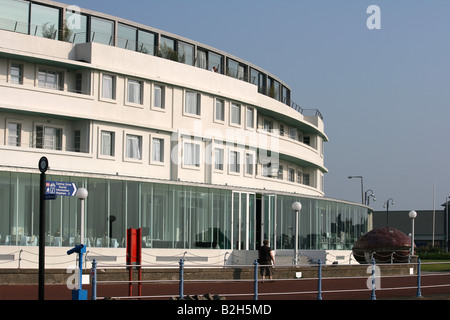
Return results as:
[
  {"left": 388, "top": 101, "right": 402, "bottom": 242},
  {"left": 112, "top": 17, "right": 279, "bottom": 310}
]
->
[{"left": 0, "top": 0, "right": 371, "bottom": 268}]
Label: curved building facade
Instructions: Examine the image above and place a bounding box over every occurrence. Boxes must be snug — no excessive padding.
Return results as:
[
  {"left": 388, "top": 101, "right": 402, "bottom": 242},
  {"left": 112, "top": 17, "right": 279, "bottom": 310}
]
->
[{"left": 0, "top": 0, "right": 371, "bottom": 268}]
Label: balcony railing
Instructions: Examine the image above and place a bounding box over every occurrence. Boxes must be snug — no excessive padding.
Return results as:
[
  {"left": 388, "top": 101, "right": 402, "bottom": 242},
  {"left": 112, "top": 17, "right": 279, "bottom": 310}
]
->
[{"left": 0, "top": 17, "right": 323, "bottom": 121}]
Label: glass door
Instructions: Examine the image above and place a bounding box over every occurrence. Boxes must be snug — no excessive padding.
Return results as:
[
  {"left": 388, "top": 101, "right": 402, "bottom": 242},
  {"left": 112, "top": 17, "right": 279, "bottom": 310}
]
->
[{"left": 232, "top": 191, "right": 256, "bottom": 250}]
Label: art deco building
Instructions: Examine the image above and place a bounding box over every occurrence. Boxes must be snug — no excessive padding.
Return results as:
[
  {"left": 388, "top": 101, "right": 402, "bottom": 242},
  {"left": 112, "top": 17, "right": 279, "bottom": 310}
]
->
[{"left": 0, "top": 0, "right": 371, "bottom": 268}]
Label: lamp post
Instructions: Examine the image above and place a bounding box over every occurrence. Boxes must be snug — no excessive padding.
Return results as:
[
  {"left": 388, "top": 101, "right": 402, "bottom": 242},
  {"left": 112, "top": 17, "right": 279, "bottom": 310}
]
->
[
  {"left": 383, "top": 198, "right": 394, "bottom": 226},
  {"left": 76, "top": 188, "right": 88, "bottom": 245},
  {"left": 348, "top": 176, "right": 364, "bottom": 204},
  {"left": 38, "top": 156, "right": 49, "bottom": 301},
  {"left": 292, "top": 201, "right": 302, "bottom": 265},
  {"left": 365, "top": 189, "right": 376, "bottom": 206},
  {"left": 446, "top": 196, "right": 450, "bottom": 253},
  {"left": 409, "top": 210, "right": 417, "bottom": 256}
]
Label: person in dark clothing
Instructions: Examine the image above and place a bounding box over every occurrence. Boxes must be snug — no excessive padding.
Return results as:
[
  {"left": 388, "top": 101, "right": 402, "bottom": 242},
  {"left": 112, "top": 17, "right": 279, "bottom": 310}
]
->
[{"left": 258, "top": 239, "right": 275, "bottom": 281}]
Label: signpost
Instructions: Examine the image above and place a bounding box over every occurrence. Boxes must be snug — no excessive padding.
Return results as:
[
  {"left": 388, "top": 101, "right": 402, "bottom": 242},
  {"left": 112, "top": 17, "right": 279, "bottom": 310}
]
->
[{"left": 37, "top": 157, "right": 80, "bottom": 300}]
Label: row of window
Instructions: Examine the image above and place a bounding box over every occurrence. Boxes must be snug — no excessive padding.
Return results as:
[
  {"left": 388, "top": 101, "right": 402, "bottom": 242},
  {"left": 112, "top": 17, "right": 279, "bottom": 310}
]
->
[{"left": 0, "top": 0, "right": 291, "bottom": 105}]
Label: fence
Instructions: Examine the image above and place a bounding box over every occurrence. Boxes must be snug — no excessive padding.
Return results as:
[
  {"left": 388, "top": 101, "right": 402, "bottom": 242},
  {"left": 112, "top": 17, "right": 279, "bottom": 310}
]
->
[{"left": 89, "top": 258, "right": 450, "bottom": 301}]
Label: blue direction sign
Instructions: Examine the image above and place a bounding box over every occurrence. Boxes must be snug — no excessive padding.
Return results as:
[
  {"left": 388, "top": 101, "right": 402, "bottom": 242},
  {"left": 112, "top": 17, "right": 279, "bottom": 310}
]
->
[{"left": 46, "top": 181, "right": 78, "bottom": 197}]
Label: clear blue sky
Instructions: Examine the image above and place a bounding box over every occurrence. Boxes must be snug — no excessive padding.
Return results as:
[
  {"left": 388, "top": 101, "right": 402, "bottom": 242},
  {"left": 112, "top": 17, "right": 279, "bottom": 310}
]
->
[{"left": 69, "top": 0, "right": 450, "bottom": 212}]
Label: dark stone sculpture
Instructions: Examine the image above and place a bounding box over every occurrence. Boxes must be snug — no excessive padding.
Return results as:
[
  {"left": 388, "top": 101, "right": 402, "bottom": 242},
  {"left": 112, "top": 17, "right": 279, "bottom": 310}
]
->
[{"left": 352, "top": 226, "right": 414, "bottom": 264}]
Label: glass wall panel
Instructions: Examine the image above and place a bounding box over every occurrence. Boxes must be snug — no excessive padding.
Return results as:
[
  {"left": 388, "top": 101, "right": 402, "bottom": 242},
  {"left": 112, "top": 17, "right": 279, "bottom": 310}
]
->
[
  {"left": 30, "top": 3, "right": 60, "bottom": 39},
  {"left": 66, "top": 9, "right": 88, "bottom": 43},
  {"left": 138, "top": 30, "right": 155, "bottom": 55},
  {"left": 178, "top": 41, "right": 194, "bottom": 66},
  {"left": 90, "top": 16, "right": 114, "bottom": 46},
  {"left": 209, "top": 52, "right": 223, "bottom": 74},
  {"left": 0, "top": 0, "right": 29, "bottom": 34},
  {"left": 118, "top": 23, "right": 137, "bottom": 50}
]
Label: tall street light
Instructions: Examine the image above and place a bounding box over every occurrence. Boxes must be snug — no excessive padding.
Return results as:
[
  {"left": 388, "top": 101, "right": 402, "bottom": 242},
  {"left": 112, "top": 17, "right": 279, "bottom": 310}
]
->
[
  {"left": 348, "top": 176, "right": 364, "bottom": 204},
  {"left": 383, "top": 198, "right": 394, "bottom": 226},
  {"left": 292, "top": 201, "right": 302, "bottom": 265},
  {"left": 408, "top": 210, "right": 417, "bottom": 256}
]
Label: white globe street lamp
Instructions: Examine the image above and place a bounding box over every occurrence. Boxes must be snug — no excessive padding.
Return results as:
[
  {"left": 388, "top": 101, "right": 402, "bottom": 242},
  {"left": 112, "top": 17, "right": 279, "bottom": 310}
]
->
[
  {"left": 292, "top": 201, "right": 302, "bottom": 265},
  {"left": 76, "top": 188, "right": 88, "bottom": 245},
  {"left": 409, "top": 210, "right": 417, "bottom": 256}
]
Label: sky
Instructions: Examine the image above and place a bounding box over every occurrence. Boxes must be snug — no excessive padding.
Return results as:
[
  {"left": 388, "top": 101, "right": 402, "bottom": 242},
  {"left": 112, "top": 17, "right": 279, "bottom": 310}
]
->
[{"left": 67, "top": 0, "right": 450, "bottom": 212}]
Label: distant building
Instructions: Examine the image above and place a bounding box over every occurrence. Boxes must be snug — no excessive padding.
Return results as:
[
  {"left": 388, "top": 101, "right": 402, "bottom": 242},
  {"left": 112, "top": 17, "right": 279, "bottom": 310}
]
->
[
  {"left": 0, "top": 0, "right": 371, "bottom": 268},
  {"left": 373, "top": 208, "right": 448, "bottom": 250}
]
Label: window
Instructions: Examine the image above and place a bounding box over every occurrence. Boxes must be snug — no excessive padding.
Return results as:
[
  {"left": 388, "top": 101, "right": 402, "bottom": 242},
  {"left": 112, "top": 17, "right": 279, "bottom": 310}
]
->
[
  {"left": 288, "top": 168, "right": 295, "bottom": 182},
  {"left": 126, "top": 134, "right": 142, "bottom": 159},
  {"left": 229, "top": 150, "right": 240, "bottom": 173},
  {"left": 10, "top": 64, "right": 23, "bottom": 84},
  {"left": 36, "top": 126, "right": 62, "bottom": 150},
  {"left": 185, "top": 91, "right": 200, "bottom": 116},
  {"left": 102, "top": 74, "right": 116, "bottom": 100},
  {"left": 38, "top": 68, "right": 63, "bottom": 90},
  {"left": 303, "top": 136, "right": 311, "bottom": 146},
  {"left": 303, "top": 173, "right": 310, "bottom": 186},
  {"left": 246, "top": 107, "right": 254, "bottom": 128},
  {"left": 214, "top": 148, "right": 224, "bottom": 171},
  {"left": 279, "top": 124, "right": 285, "bottom": 137},
  {"left": 277, "top": 165, "right": 283, "bottom": 180},
  {"left": 152, "top": 138, "right": 164, "bottom": 162},
  {"left": 138, "top": 30, "right": 155, "bottom": 55},
  {"left": 245, "top": 153, "right": 253, "bottom": 175},
  {"left": 230, "top": 103, "right": 241, "bottom": 125},
  {"left": 7, "top": 123, "right": 21, "bottom": 146},
  {"left": 264, "top": 119, "right": 273, "bottom": 132},
  {"left": 184, "top": 142, "right": 200, "bottom": 167},
  {"left": 101, "top": 131, "right": 115, "bottom": 156},
  {"left": 178, "top": 41, "right": 194, "bottom": 66},
  {"left": 31, "top": 3, "right": 60, "bottom": 39},
  {"left": 297, "top": 171, "right": 302, "bottom": 184},
  {"left": 74, "top": 130, "right": 81, "bottom": 152},
  {"left": 215, "top": 99, "right": 224, "bottom": 121},
  {"left": 153, "top": 85, "right": 165, "bottom": 109},
  {"left": 127, "top": 79, "right": 142, "bottom": 104},
  {"left": 289, "top": 128, "right": 297, "bottom": 140}
]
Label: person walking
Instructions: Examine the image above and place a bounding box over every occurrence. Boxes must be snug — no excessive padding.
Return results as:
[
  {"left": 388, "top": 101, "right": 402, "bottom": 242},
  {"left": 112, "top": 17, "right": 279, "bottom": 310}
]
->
[{"left": 258, "top": 239, "right": 275, "bottom": 281}]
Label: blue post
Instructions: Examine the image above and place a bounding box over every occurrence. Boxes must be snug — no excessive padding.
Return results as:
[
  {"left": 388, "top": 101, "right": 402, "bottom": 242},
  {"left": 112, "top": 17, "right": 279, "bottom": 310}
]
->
[
  {"left": 67, "top": 244, "right": 87, "bottom": 300},
  {"left": 91, "top": 259, "right": 97, "bottom": 300},
  {"left": 254, "top": 259, "right": 259, "bottom": 300},
  {"left": 416, "top": 258, "right": 423, "bottom": 298},
  {"left": 179, "top": 258, "right": 184, "bottom": 300},
  {"left": 317, "top": 259, "right": 322, "bottom": 300},
  {"left": 370, "top": 258, "right": 376, "bottom": 300}
]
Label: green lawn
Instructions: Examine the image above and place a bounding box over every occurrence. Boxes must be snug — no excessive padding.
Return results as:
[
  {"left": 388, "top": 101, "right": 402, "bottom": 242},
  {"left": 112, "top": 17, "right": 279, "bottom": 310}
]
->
[{"left": 420, "top": 260, "right": 450, "bottom": 272}]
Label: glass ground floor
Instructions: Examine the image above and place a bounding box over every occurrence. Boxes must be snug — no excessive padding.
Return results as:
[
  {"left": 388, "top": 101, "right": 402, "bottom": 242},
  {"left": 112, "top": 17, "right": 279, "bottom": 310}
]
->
[{"left": 0, "top": 171, "right": 371, "bottom": 251}]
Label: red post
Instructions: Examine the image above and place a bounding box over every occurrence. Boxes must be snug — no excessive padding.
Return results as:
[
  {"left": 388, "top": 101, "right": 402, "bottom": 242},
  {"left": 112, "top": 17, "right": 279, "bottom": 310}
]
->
[{"left": 126, "top": 228, "right": 142, "bottom": 297}]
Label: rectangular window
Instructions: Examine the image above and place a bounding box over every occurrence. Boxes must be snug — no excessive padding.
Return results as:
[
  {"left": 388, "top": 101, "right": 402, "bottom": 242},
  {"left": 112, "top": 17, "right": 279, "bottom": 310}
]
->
[
  {"left": 31, "top": 3, "right": 60, "bottom": 39},
  {"left": 246, "top": 153, "right": 253, "bottom": 175},
  {"left": 154, "top": 85, "right": 165, "bottom": 108},
  {"left": 74, "top": 130, "right": 80, "bottom": 152},
  {"left": 215, "top": 99, "right": 224, "bottom": 121},
  {"left": 138, "top": 30, "right": 155, "bottom": 55},
  {"left": 297, "top": 171, "right": 302, "bottom": 184},
  {"left": 303, "top": 173, "right": 310, "bottom": 186},
  {"left": 277, "top": 164, "right": 283, "bottom": 180},
  {"left": 126, "top": 134, "right": 142, "bottom": 159},
  {"left": 289, "top": 128, "right": 298, "bottom": 140},
  {"left": 230, "top": 103, "right": 241, "bottom": 125},
  {"left": 178, "top": 41, "right": 194, "bottom": 66},
  {"left": 36, "top": 125, "right": 62, "bottom": 150},
  {"left": 185, "top": 91, "right": 200, "bottom": 115},
  {"left": 184, "top": 142, "right": 200, "bottom": 167},
  {"left": 38, "top": 68, "right": 63, "bottom": 90},
  {"left": 246, "top": 107, "right": 254, "bottom": 128},
  {"left": 214, "top": 148, "right": 224, "bottom": 171},
  {"left": 279, "top": 124, "right": 285, "bottom": 137},
  {"left": 229, "top": 150, "right": 240, "bottom": 173},
  {"left": 8, "top": 123, "right": 21, "bottom": 146},
  {"left": 102, "top": 74, "right": 116, "bottom": 100},
  {"left": 152, "top": 138, "right": 164, "bottom": 162},
  {"left": 101, "top": 131, "right": 115, "bottom": 156},
  {"left": 303, "top": 136, "right": 311, "bottom": 146},
  {"left": 10, "top": 64, "right": 23, "bottom": 84},
  {"left": 127, "top": 79, "right": 142, "bottom": 104},
  {"left": 288, "top": 168, "right": 295, "bottom": 182},
  {"left": 264, "top": 119, "right": 273, "bottom": 132}
]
